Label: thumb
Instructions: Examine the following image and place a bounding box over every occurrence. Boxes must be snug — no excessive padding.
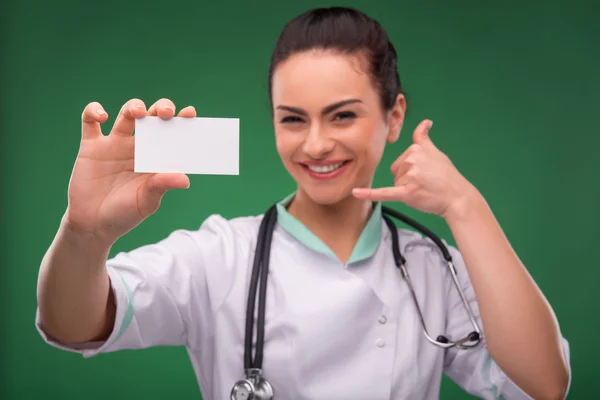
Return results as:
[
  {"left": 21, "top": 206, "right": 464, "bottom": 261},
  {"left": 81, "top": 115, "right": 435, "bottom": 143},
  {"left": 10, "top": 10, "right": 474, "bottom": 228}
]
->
[
  {"left": 137, "top": 173, "right": 190, "bottom": 217},
  {"left": 148, "top": 173, "right": 190, "bottom": 192},
  {"left": 412, "top": 119, "right": 433, "bottom": 145}
]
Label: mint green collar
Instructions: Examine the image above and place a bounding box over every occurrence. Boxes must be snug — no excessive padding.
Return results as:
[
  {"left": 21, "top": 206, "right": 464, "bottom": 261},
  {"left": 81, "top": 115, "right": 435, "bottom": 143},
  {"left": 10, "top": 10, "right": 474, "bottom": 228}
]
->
[{"left": 275, "top": 193, "right": 382, "bottom": 265}]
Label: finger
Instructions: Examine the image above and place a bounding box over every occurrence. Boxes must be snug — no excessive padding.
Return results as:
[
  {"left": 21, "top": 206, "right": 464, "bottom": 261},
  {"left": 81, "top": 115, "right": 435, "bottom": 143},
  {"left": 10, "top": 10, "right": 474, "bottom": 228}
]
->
[
  {"left": 147, "top": 98, "right": 176, "bottom": 119},
  {"left": 390, "top": 144, "right": 419, "bottom": 175},
  {"left": 352, "top": 186, "right": 410, "bottom": 202},
  {"left": 177, "top": 106, "right": 197, "bottom": 118},
  {"left": 137, "top": 173, "right": 190, "bottom": 217},
  {"left": 81, "top": 102, "right": 109, "bottom": 140},
  {"left": 394, "top": 169, "right": 413, "bottom": 187},
  {"left": 110, "top": 99, "right": 146, "bottom": 137},
  {"left": 412, "top": 119, "right": 433, "bottom": 145},
  {"left": 391, "top": 162, "right": 412, "bottom": 183}
]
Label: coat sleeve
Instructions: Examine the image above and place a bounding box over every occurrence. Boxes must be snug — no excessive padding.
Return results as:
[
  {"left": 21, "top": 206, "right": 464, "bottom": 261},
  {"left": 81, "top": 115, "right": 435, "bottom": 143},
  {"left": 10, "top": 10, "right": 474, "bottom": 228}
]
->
[
  {"left": 441, "top": 245, "right": 572, "bottom": 399},
  {"left": 35, "top": 214, "right": 239, "bottom": 358}
]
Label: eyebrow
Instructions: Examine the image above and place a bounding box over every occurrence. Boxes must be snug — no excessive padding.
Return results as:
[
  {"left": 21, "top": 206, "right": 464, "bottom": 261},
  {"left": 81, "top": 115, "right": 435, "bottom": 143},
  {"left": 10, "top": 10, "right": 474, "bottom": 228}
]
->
[{"left": 275, "top": 99, "right": 363, "bottom": 117}]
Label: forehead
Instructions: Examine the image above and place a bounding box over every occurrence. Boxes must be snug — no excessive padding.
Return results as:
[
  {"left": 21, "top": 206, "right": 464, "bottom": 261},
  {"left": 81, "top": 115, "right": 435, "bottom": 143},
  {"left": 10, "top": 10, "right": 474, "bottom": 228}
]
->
[{"left": 271, "top": 50, "right": 376, "bottom": 108}]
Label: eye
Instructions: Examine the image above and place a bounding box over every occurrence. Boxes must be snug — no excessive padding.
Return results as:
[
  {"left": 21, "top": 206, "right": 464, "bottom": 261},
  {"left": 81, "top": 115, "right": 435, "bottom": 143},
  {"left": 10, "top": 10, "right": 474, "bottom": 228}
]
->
[
  {"left": 333, "top": 111, "right": 357, "bottom": 121},
  {"left": 280, "top": 115, "right": 304, "bottom": 124}
]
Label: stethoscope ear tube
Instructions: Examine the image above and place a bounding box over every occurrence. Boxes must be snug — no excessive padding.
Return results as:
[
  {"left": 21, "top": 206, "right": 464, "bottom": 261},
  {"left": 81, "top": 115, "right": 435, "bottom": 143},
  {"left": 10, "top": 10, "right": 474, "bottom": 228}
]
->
[
  {"left": 382, "top": 206, "right": 452, "bottom": 261},
  {"left": 382, "top": 207, "right": 482, "bottom": 349}
]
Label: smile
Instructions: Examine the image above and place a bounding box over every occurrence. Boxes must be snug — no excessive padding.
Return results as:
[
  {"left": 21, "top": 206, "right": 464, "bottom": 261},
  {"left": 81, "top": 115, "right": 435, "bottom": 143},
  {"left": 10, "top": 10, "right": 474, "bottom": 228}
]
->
[
  {"left": 300, "top": 160, "right": 351, "bottom": 180},
  {"left": 307, "top": 162, "right": 344, "bottom": 173}
]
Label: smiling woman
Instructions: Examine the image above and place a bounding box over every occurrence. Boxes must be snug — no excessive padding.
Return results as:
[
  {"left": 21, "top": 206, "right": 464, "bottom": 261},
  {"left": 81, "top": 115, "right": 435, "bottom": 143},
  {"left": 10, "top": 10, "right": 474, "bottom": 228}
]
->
[
  {"left": 35, "top": 6, "right": 570, "bottom": 400},
  {"left": 271, "top": 47, "right": 405, "bottom": 262}
]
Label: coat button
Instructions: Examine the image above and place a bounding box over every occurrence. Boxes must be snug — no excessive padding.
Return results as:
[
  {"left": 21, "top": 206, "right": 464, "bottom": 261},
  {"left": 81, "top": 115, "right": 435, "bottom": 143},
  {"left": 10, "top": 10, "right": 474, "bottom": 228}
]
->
[
  {"left": 376, "top": 339, "right": 385, "bottom": 348},
  {"left": 378, "top": 315, "right": 387, "bottom": 324}
]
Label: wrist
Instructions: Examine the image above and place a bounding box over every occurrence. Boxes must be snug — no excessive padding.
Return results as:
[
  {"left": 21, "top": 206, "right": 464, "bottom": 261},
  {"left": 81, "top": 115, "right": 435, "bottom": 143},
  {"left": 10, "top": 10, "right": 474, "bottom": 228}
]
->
[
  {"left": 60, "top": 212, "right": 116, "bottom": 252},
  {"left": 442, "top": 184, "right": 486, "bottom": 222}
]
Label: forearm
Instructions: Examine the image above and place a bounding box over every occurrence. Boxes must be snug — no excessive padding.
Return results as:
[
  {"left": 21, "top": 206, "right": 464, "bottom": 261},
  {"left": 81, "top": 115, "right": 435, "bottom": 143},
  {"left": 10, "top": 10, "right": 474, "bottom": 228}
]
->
[
  {"left": 444, "top": 187, "right": 569, "bottom": 399},
  {"left": 37, "top": 214, "right": 116, "bottom": 344}
]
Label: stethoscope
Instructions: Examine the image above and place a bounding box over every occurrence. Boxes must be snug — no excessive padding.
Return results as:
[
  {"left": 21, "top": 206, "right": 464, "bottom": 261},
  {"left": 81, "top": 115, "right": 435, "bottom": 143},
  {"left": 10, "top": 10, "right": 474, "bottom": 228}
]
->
[{"left": 230, "top": 203, "right": 483, "bottom": 400}]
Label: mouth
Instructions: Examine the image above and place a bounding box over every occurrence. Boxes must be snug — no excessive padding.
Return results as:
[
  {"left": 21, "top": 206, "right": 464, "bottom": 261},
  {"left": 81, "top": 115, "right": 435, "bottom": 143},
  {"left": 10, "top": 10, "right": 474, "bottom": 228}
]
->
[{"left": 299, "top": 160, "right": 351, "bottom": 180}]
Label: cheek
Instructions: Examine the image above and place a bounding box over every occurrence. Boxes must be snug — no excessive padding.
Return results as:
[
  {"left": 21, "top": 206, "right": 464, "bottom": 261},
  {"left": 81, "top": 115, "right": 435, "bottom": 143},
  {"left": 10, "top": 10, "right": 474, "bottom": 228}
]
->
[
  {"left": 351, "top": 120, "right": 388, "bottom": 166},
  {"left": 275, "top": 130, "right": 299, "bottom": 165}
]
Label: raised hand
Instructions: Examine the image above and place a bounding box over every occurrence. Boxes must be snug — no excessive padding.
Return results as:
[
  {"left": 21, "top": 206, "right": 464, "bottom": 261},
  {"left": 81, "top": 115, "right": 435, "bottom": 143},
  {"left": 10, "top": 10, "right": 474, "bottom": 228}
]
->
[
  {"left": 352, "top": 120, "right": 477, "bottom": 218},
  {"left": 64, "top": 98, "right": 197, "bottom": 244}
]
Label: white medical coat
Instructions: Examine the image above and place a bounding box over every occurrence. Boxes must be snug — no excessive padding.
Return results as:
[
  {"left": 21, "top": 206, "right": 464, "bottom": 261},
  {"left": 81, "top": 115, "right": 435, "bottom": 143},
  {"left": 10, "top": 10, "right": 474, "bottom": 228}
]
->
[{"left": 36, "top": 198, "right": 571, "bottom": 399}]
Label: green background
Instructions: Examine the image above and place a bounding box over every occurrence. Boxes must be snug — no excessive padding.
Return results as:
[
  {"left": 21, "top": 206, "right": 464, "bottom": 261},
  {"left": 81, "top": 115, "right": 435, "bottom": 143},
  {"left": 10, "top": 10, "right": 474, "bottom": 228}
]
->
[{"left": 2, "top": 0, "right": 598, "bottom": 398}]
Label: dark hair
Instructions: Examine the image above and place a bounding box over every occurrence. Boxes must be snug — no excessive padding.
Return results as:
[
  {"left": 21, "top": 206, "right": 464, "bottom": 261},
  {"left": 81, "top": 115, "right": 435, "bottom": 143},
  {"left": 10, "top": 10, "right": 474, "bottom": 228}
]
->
[{"left": 268, "top": 7, "right": 404, "bottom": 112}]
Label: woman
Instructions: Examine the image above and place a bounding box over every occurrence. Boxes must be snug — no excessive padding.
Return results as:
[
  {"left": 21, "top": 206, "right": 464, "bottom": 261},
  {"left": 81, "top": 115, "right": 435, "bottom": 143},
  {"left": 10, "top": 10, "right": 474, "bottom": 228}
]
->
[{"left": 36, "top": 7, "right": 570, "bottom": 400}]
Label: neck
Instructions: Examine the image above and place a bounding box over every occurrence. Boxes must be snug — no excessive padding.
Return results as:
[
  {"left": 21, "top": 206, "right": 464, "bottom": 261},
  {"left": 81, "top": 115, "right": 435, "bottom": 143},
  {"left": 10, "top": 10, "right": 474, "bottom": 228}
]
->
[{"left": 287, "top": 190, "right": 374, "bottom": 263}]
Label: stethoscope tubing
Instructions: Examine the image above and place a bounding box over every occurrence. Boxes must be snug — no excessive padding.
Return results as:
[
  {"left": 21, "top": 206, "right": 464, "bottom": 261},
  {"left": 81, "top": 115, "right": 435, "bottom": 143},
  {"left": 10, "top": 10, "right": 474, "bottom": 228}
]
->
[{"left": 242, "top": 203, "right": 482, "bottom": 380}]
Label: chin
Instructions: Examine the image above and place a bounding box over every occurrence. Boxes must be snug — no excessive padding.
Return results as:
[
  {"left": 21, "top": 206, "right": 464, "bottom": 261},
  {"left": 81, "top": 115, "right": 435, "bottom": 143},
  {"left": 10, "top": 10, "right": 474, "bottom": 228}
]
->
[
  {"left": 298, "top": 184, "right": 355, "bottom": 206},
  {"left": 288, "top": 160, "right": 369, "bottom": 206}
]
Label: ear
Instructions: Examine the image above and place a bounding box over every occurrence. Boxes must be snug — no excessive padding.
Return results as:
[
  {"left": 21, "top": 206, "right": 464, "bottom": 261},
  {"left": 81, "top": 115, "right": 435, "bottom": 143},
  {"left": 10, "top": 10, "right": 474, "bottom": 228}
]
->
[{"left": 386, "top": 93, "right": 406, "bottom": 144}]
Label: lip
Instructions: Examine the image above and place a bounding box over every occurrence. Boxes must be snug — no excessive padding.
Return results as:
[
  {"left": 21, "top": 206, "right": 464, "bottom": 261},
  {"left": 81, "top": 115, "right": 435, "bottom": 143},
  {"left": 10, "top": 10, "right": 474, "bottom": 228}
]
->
[{"left": 299, "top": 160, "right": 351, "bottom": 181}]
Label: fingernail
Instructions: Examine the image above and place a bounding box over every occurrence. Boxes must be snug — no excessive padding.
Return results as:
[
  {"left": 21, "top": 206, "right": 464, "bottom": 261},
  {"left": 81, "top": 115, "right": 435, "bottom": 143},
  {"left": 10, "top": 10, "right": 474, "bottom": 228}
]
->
[
  {"left": 97, "top": 109, "right": 106, "bottom": 115},
  {"left": 135, "top": 105, "right": 144, "bottom": 109},
  {"left": 164, "top": 105, "right": 174, "bottom": 112}
]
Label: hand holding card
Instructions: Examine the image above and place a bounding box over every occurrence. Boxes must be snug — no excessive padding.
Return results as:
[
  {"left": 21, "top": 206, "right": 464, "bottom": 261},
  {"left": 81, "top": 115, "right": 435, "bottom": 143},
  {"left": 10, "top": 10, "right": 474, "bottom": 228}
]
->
[{"left": 62, "top": 98, "right": 238, "bottom": 246}]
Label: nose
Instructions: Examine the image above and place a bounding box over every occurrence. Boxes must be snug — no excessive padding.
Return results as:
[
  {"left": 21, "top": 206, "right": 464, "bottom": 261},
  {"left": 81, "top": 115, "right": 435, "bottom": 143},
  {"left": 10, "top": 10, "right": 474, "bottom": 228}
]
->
[{"left": 302, "top": 124, "right": 334, "bottom": 159}]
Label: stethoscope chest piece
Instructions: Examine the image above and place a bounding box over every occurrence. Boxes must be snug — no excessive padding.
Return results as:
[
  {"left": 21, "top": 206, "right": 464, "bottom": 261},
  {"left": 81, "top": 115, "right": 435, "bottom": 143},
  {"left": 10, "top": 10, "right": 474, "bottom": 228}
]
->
[{"left": 231, "top": 369, "right": 274, "bottom": 400}]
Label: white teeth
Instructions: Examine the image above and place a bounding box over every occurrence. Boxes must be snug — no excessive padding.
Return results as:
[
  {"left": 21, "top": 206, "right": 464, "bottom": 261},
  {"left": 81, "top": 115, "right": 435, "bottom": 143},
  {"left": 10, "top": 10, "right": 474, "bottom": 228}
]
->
[{"left": 307, "top": 162, "right": 344, "bottom": 173}]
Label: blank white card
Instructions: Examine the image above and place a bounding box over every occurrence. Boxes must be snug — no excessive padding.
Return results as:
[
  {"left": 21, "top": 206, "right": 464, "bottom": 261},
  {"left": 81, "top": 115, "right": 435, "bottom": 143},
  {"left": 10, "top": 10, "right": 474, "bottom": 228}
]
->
[{"left": 134, "top": 116, "right": 239, "bottom": 175}]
